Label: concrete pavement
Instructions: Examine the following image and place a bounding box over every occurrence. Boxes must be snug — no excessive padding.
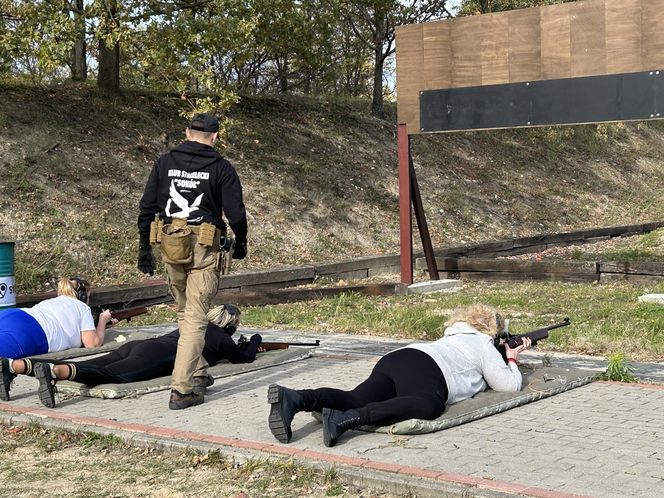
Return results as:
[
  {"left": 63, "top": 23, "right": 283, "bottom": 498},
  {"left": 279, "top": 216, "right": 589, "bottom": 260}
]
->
[{"left": 1, "top": 325, "right": 663, "bottom": 498}]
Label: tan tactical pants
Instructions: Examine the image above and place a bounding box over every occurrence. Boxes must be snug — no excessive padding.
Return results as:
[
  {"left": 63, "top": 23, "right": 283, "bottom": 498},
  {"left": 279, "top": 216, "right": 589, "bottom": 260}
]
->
[{"left": 165, "top": 233, "right": 220, "bottom": 394}]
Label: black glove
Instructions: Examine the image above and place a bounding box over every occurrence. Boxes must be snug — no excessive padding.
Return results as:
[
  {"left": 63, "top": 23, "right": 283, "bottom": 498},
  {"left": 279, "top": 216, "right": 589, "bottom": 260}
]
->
[
  {"left": 137, "top": 246, "right": 155, "bottom": 275},
  {"left": 232, "top": 241, "right": 247, "bottom": 260}
]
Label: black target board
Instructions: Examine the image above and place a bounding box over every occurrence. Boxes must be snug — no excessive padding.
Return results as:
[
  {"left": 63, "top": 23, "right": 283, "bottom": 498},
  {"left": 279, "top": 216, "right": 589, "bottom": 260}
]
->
[{"left": 419, "top": 70, "right": 664, "bottom": 133}]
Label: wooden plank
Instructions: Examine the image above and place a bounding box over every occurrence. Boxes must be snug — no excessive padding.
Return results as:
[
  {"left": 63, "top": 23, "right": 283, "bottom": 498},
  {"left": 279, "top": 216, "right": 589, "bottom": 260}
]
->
[
  {"left": 432, "top": 258, "right": 598, "bottom": 275},
  {"left": 450, "top": 15, "right": 482, "bottom": 88},
  {"left": 480, "top": 12, "right": 510, "bottom": 86},
  {"left": 315, "top": 255, "right": 401, "bottom": 276},
  {"left": 605, "top": 0, "right": 643, "bottom": 74},
  {"left": 213, "top": 283, "right": 397, "bottom": 306},
  {"left": 507, "top": 7, "right": 542, "bottom": 82},
  {"left": 570, "top": 0, "right": 606, "bottom": 77},
  {"left": 396, "top": 23, "right": 424, "bottom": 133},
  {"left": 599, "top": 261, "right": 664, "bottom": 276},
  {"left": 541, "top": 2, "right": 571, "bottom": 79},
  {"left": 16, "top": 280, "right": 171, "bottom": 309},
  {"left": 219, "top": 265, "right": 315, "bottom": 289},
  {"left": 460, "top": 271, "right": 598, "bottom": 283},
  {"left": 423, "top": 20, "right": 452, "bottom": 90},
  {"left": 599, "top": 273, "right": 664, "bottom": 284},
  {"left": 641, "top": 0, "right": 664, "bottom": 69}
]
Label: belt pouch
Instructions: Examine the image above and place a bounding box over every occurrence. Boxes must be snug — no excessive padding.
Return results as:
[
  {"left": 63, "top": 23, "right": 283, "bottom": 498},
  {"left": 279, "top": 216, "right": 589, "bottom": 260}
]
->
[
  {"left": 160, "top": 223, "right": 193, "bottom": 264},
  {"left": 197, "top": 223, "right": 216, "bottom": 247}
]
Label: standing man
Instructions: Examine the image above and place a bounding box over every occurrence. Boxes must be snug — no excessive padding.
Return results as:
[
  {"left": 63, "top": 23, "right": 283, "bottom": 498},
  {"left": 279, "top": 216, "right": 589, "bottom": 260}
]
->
[{"left": 137, "top": 113, "right": 248, "bottom": 410}]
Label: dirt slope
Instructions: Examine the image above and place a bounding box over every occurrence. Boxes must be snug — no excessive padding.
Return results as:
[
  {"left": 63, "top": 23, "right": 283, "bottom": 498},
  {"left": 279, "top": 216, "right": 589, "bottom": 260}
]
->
[{"left": 1, "top": 82, "right": 663, "bottom": 293}]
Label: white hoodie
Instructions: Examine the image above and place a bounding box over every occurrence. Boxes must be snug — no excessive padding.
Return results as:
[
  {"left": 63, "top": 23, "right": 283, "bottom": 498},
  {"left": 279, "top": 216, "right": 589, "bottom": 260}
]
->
[{"left": 405, "top": 321, "right": 522, "bottom": 405}]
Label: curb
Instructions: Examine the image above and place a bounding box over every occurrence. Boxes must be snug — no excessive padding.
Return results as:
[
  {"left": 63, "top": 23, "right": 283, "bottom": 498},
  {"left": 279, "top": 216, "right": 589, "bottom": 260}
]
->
[{"left": 0, "top": 403, "right": 590, "bottom": 498}]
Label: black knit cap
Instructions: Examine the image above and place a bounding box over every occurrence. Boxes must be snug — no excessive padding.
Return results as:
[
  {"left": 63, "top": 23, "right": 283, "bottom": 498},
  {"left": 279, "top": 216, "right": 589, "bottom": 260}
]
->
[{"left": 188, "top": 113, "right": 219, "bottom": 133}]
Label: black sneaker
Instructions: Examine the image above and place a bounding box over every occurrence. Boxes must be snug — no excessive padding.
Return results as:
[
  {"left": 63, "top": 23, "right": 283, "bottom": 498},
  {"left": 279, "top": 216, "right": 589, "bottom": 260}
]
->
[
  {"left": 192, "top": 374, "right": 214, "bottom": 396},
  {"left": 0, "top": 357, "right": 17, "bottom": 401},
  {"left": 34, "top": 362, "right": 57, "bottom": 408},
  {"left": 169, "top": 389, "right": 204, "bottom": 410}
]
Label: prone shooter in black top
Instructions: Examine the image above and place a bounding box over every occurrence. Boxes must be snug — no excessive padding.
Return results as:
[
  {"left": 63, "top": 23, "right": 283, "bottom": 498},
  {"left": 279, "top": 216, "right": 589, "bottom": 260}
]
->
[
  {"left": 136, "top": 113, "right": 249, "bottom": 410},
  {"left": 30, "top": 310, "right": 263, "bottom": 409}
]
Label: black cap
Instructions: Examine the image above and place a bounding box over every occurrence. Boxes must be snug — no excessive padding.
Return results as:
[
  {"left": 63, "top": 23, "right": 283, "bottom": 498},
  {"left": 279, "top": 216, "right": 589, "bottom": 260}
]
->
[{"left": 188, "top": 113, "right": 219, "bottom": 133}]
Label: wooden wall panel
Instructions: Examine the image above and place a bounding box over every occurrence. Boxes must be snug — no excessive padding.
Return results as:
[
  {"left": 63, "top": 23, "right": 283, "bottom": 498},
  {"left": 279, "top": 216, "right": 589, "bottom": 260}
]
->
[
  {"left": 423, "top": 20, "right": 451, "bottom": 90},
  {"left": 642, "top": 0, "right": 664, "bottom": 69},
  {"left": 450, "top": 16, "right": 482, "bottom": 88},
  {"left": 570, "top": 0, "right": 606, "bottom": 77},
  {"left": 395, "top": 0, "right": 664, "bottom": 134},
  {"left": 508, "top": 7, "right": 541, "bottom": 82},
  {"left": 605, "top": 0, "right": 642, "bottom": 74},
  {"left": 395, "top": 23, "right": 423, "bottom": 130},
  {"left": 480, "top": 13, "right": 509, "bottom": 86},
  {"left": 541, "top": 2, "right": 571, "bottom": 80}
]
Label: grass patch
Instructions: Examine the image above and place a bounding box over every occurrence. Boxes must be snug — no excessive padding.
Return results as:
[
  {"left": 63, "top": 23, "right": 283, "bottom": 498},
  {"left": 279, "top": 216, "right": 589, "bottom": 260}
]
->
[
  {"left": 241, "top": 280, "right": 664, "bottom": 360},
  {"left": 596, "top": 353, "right": 639, "bottom": 382},
  {"left": 0, "top": 423, "right": 383, "bottom": 497}
]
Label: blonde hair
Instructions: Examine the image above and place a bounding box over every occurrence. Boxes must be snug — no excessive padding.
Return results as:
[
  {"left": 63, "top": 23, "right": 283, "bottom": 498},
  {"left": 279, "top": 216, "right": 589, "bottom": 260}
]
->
[
  {"left": 444, "top": 304, "right": 504, "bottom": 337},
  {"left": 56, "top": 277, "right": 89, "bottom": 301}
]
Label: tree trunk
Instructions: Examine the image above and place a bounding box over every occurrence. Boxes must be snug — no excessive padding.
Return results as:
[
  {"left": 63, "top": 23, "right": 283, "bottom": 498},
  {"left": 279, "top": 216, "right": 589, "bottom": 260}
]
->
[
  {"left": 96, "top": 0, "right": 120, "bottom": 95},
  {"left": 97, "top": 37, "right": 120, "bottom": 95},
  {"left": 371, "top": 47, "right": 385, "bottom": 118},
  {"left": 70, "top": 0, "right": 86, "bottom": 80}
]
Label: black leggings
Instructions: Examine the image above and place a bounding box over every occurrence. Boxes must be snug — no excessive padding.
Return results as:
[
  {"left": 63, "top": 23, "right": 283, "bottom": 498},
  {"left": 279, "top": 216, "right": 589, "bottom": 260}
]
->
[
  {"left": 61, "top": 339, "right": 177, "bottom": 386},
  {"left": 299, "top": 348, "right": 449, "bottom": 427}
]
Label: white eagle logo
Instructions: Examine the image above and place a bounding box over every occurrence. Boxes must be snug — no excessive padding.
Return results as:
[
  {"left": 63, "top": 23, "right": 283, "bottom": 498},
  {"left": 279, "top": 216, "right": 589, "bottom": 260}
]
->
[{"left": 165, "top": 180, "right": 203, "bottom": 219}]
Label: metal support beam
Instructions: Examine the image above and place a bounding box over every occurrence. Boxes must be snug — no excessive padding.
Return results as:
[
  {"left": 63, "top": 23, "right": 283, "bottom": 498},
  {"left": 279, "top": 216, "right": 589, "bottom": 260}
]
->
[{"left": 398, "top": 123, "right": 413, "bottom": 284}]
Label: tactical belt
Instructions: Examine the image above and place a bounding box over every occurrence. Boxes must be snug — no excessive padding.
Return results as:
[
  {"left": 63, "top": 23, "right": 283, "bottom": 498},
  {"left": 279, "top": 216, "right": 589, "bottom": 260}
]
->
[{"left": 150, "top": 218, "right": 219, "bottom": 248}]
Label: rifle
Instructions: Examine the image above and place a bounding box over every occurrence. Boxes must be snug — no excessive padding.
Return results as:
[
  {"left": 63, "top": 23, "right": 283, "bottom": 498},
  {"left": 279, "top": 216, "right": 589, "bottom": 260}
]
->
[
  {"left": 238, "top": 335, "right": 320, "bottom": 351},
  {"left": 495, "top": 317, "right": 571, "bottom": 363},
  {"left": 108, "top": 306, "right": 148, "bottom": 327},
  {"left": 260, "top": 340, "right": 321, "bottom": 351}
]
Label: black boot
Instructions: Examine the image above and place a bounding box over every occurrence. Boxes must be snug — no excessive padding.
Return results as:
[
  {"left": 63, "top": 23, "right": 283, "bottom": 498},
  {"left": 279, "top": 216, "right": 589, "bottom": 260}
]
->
[
  {"left": 0, "top": 357, "right": 17, "bottom": 401},
  {"left": 267, "top": 384, "right": 305, "bottom": 443},
  {"left": 322, "top": 408, "right": 362, "bottom": 447}
]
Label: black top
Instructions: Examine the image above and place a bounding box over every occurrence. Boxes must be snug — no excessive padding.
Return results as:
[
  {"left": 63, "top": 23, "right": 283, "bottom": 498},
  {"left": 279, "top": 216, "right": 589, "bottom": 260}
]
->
[
  {"left": 137, "top": 140, "right": 247, "bottom": 247},
  {"left": 159, "top": 323, "right": 261, "bottom": 364}
]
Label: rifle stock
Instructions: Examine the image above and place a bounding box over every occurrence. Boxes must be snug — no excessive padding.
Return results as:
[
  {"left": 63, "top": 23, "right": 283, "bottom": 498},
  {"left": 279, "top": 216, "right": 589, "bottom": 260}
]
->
[
  {"left": 109, "top": 306, "right": 148, "bottom": 327},
  {"left": 497, "top": 318, "right": 570, "bottom": 363}
]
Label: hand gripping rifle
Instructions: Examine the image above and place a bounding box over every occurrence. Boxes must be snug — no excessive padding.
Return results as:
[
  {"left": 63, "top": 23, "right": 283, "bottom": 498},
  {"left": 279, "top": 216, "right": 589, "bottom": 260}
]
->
[
  {"left": 108, "top": 306, "right": 148, "bottom": 327},
  {"left": 495, "top": 317, "right": 571, "bottom": 363}
]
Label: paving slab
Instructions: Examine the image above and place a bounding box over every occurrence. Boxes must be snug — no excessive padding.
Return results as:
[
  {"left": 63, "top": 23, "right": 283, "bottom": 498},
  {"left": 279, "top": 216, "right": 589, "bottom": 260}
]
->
[{"left": 1, "top": 324, "right": 663, "bottom": 498}]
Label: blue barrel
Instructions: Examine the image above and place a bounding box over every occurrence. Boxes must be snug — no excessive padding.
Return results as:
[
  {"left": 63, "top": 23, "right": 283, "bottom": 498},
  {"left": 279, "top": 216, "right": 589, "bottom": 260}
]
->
[{"left": 0, "top": 241, "right": 16, "bottom": 309}]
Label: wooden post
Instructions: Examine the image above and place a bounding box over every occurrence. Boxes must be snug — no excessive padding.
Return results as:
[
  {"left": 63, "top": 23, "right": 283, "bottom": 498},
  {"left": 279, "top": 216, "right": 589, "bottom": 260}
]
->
[
  {"left": 410, "top": 157, "right": 439, "bottom": 280},
  {"left": 398, "top": 123, "right": 413, "bottom": 285}
]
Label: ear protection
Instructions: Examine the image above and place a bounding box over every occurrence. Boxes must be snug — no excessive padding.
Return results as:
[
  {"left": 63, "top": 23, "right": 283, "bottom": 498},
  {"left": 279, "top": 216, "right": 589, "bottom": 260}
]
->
[
  {"left": 493, "top": 313, "right": 509, "bottom": 346},
  {"left": 70, "top": 277, "right": 89, "bottom": 303}
]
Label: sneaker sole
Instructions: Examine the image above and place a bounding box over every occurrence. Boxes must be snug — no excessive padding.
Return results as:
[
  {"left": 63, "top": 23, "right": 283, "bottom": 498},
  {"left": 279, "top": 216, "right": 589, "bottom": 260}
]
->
[
  {"left": 267, "top": 384, "right": 291, "bottom": 443},
  {"left": 34, "top": 363, "right": 56, "bottom": 409},
  {"left": 322, "top": 407, "right": 334, "bottom": 447}
]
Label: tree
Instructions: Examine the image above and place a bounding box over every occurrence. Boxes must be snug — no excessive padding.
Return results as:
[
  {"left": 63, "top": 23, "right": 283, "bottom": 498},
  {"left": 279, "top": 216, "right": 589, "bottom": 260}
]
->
[
  {"left": 457, "top": 0, "right": 571, "bottom": 15},
  {"left": 334, "top": 0, "right": 450, "bottom": 118},
  {"left": 69, "top": 0, "right": 87, "bottom": 80}
]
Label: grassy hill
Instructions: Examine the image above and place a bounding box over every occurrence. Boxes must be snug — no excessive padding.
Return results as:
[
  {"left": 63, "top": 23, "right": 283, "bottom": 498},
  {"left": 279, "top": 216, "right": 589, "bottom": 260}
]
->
[{"left": 1, "top": 82, "right": 663, "bottom": 294}]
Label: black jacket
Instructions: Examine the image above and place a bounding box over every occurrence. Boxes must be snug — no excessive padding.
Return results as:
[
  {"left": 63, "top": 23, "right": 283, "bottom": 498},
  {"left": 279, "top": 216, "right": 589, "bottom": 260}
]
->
[
  {"left": 137, "top": 141, "right": 247, "bottom": 247},
  {"left": 158, "top": 323, "right": 261, "bottom": 364}
]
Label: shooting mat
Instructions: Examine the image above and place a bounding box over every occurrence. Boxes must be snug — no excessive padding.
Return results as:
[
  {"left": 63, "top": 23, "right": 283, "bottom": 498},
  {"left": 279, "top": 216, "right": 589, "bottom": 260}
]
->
[
  {"left": 29, "top": 329, "right": 158, "bottom": 361},
  {"left": 313, "top": 364, "right": 595, "bottom": 434},
  {"left": 55, "top": 348, "right": 314, "bottom": 399}
]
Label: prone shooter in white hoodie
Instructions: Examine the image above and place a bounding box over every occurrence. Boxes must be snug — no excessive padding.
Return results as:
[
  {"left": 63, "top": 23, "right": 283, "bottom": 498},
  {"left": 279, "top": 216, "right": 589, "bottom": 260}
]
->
[{"left": 267, "top": 304, "right": 531, "bottom": 447}]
